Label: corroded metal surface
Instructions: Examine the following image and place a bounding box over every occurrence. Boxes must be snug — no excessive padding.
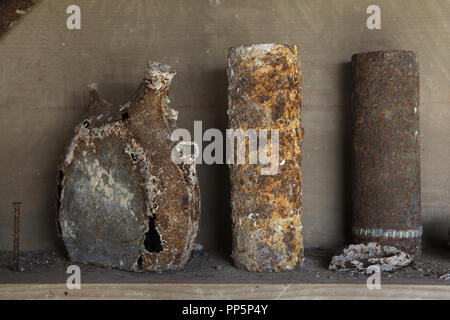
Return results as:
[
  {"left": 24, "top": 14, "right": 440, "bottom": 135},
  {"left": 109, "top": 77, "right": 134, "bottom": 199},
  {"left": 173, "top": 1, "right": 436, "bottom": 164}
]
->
[
  {"left": 329, "top": 242, "right": 412, "bottom": 273},
  {"left": 227, "top": 43, "right": 304, "bottom": 272},
  {"left": 57, "top": 61, "right": 201, "bottom": 272},
  {"left": 351, "top": 50, "right": 421, "bottom": 255}
]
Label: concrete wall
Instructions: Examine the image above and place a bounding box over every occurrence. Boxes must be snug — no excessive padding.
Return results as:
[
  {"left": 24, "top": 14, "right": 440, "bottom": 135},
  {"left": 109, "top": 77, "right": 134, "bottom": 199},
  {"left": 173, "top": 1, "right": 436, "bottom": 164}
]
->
[{"left": 0, "top": 0, "right": 449, "bottom": 252}]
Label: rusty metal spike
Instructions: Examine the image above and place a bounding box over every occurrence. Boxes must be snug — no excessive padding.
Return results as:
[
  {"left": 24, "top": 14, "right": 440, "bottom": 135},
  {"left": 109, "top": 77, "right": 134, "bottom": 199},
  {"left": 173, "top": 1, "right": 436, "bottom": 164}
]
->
[{"left": 12, "top": 202, "right": 22, "bottom": 272}]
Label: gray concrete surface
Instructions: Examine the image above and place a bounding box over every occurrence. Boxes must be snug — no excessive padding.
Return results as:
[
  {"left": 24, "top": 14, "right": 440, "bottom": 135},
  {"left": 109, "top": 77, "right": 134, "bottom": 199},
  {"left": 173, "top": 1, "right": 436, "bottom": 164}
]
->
[{"left": 0, "top": 0, "right": 449, "bottom": 252}]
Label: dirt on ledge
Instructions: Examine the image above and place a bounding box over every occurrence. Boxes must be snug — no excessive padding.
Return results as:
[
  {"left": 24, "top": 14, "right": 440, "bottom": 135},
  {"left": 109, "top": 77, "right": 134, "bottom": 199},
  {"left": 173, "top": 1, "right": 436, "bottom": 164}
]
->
[{"left": 0, "top": 248, "right": 448, "bottom": 285}]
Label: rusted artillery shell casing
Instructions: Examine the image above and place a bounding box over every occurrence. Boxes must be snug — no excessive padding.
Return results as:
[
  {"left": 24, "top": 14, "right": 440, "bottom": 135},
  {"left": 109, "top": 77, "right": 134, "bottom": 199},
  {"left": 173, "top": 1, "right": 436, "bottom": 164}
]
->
[
  {"left": 13, "top": 202, "right": 21, "bottom": 272},
  {"left": 57, "top": 62, "right": 201, "bottom": 272},
  {"left": 227, "top": 43, "right": 304, "bottom": 272},
  {"left": 351, "top": 50, "right": 421, "bottom": 255}
]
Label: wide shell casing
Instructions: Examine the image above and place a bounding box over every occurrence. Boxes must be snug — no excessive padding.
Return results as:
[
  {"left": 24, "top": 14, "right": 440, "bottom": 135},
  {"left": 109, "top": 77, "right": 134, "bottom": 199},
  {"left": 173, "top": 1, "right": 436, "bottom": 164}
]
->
[
  {"left": 227, "top": 43, "right": 304, "bottom": 272},
  {"left": 57, "top": 61, "right": 201, "bottom": 271},
  {"left": 351, "top": 50, "right": 421, "bottom": 255}
]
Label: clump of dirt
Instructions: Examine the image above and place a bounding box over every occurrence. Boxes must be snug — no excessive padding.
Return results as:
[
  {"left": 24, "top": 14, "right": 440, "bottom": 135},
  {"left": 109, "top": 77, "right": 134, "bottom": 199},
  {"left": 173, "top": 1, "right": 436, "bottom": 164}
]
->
[{"left": 0, "top": 0, "right": 38, "bottom": 38}]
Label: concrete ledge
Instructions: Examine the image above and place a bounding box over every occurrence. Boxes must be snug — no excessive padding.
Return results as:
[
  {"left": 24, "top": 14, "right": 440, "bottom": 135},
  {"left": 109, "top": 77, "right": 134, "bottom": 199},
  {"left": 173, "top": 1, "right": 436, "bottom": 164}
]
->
[{"left": 0, "top": 283, "right": 449, "bottom": 300}]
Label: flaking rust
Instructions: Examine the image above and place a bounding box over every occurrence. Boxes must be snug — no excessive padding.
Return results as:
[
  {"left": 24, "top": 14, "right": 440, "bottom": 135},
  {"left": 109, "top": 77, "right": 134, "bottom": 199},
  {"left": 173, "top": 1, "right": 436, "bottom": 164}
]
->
[
  {"left": 329, "top": 242, "right": 412, "bottom": 273},
  {"left": 351, "top": 50, "right": 421, "bottom": 255},
  {"left": 57, "top": 61, "right": 201, "bottom": 271},
  {"left": 227, "top": 43, "right": 304, "bottom": 272}
]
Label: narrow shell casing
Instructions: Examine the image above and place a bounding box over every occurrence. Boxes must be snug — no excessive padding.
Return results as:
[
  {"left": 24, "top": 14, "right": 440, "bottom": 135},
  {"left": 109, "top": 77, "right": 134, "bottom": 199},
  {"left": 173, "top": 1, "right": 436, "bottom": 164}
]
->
[
  {"left": 351, "top": 50, "right": 422, "bottom": 255},
  {"left": 227, "top": 43, "right": 304, "bottom": 272}
]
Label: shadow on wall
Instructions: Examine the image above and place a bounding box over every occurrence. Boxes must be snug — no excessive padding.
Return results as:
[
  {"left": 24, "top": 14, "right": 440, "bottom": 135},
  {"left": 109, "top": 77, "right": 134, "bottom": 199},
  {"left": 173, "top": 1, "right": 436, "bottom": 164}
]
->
[
  {"left": 195, "top": 68, "right": 232, "bottom": 256},
  {"left": 423, "top": 220, "right": 449, "bottom": 249},
  {"left": 338, "top": 61, "right": 354, "bottom": 245}
]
